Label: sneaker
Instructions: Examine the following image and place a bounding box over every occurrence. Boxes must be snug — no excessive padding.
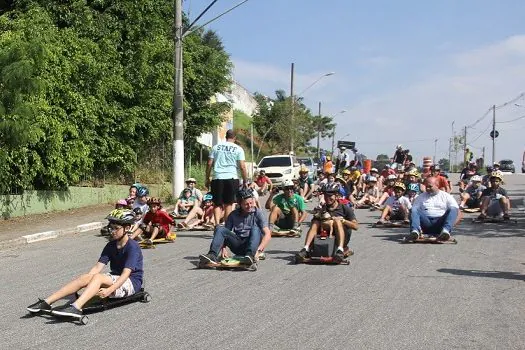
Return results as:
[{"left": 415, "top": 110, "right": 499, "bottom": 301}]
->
[
  {"left": 503, "top": 213, "right": 511, "bottom": 221},
  {"left": 295, "top": 248, "right": 309, "bottom": 262},
  {"left": 199, "top": 253, "right": 219, "bottom": 266},
  {"left": 258, "top": 252, "right": 267, "bottom": 261},
  {"left": 27, "top": 298, "right": 51, "bottom": 313},
  {"left": 407, "top": 230, "right": 420, "bottom": 241},
  {"left": 241, "top": 255, "right": 255, "bottom": 265},
  {"left": 144, "top": 238, "right": 153, "bottom": 245},
  {"left": 291, "top": 225, "right": 301, "bottom": 234},
  {"left": 476, "top": 214, "right": 486, "bottom": 222},
  {"left": 438, "top": 229, "right": 451, "bottom": 241},
  {"left": 376, "top": 219, "right": 387, "bottom": 225},
  {"left": 333, "top": 249, "right": 345, "bottom": 263},
  {"left": 343, "top": 246, "right": 354, "bottom": 257},
  {"left": 51, "top": 303, "right": 82, "bottom": 317}
]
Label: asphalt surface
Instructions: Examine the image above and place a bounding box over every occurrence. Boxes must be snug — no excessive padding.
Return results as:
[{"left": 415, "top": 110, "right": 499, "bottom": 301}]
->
[{"left": 1, "top": 174, "right": 524, "bottom": 350}]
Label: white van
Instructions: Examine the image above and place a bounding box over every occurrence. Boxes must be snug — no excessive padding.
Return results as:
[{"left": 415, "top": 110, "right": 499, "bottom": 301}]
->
[{"left": 255, "top": 154, "right": 300, "bottom": 186}]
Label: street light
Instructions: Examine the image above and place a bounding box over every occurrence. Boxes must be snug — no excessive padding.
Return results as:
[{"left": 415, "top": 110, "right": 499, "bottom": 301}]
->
[
  {"left": 290, "top": 69, "right": 335, "bottom": 153},
  {"left": 329, "top": 110, "right": 348, "bottom": 155}
]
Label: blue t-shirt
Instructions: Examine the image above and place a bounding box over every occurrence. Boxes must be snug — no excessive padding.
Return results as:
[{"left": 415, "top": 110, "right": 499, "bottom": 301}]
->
[
  {"left": 210, "top": 141, "right": 245, "bottom": 179},
  {"left": 98, "top": 239, "right": 144, "bottom": 293},
  {"left": 225, "top": 208, "right": 267, "bottom": 238}
]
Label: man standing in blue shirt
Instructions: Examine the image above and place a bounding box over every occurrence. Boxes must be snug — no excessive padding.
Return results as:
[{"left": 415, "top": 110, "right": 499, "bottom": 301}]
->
[
  {"left": 199, "top": 188, "right": 272, "bottom": 266},
  {"left": 206, "top": 129, "right": 248, "bottom": 224}
]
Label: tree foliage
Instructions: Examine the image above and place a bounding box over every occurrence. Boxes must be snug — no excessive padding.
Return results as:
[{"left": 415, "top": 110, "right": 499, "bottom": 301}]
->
[
  {"left": 0, "top": 1, "right": 232, "bottom": 193},
  {"left": 252, "top": 90, "right": 316, "bottom": 154}
]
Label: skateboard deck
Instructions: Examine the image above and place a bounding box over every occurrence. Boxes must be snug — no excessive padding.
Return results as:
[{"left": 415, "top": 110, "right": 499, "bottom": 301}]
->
[
  {"left": 472, "top": 217, "right": 517, "bottom": 224},
  {"left": 403, "top": 235, "right": 458, "bottom": 244},
  {"left": 139, "top": 234, "right": 176, "bottom": 249},
  {"left": 296, "top": 256, "right": 350, "bottom": 265},
  {"left": 199, "top": 257, "right": 258, "bottom": 271},
  {"left": 271, "top": 229, "right": 301, "bottom": 237},
  {"left": 176, "top": 225, "right": 214, "bottom": 232},
  {"left": 462, "top": 207, "right": 480, "bottom": 213},
  {"left": 372, "top": 221, "right": 409, "bottom": 228},
  {"left": 170, "top": 214, "right": 188, "bottom": 220}
]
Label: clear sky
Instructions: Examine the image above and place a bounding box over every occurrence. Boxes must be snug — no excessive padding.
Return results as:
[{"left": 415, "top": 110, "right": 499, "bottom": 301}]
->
[{"left": 185, "top": 0, "right": 525, "bottom": 168}]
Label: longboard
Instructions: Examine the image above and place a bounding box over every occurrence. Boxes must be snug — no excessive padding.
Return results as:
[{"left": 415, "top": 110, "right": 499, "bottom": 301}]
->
[
  {"left": 472, "top": 217, "right": 518, "bottom": 224},
  {"left": 403, "top": 235, "right": 458, "bottom": 244},
  {"left": 372, "top": 221, "right": 409, "bottom": 228},
  {"left": 295, "top": 256, "right": 350, "bottom": 265},
  {"left": 199, "top": 257, "right": 258, "bottom": 271},
  {"left": 139, "top": 233, "right": 176, "bottom": 249},
  {"left": 176, "top": 225, "right": 214, "bottom": 232},
  {"left": 462, "top": 207, "right": 480, "bottom": 213},
  {"left": 271, "top": 229, "right": 301, "bottom": 238}
]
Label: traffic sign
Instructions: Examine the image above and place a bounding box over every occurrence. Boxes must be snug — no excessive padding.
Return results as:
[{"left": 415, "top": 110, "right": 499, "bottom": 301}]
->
[
  {"left": 337, "top": 141, "right": 356, "bottom": 150},
  {"left": 490, "top": 130, "right": 499, "bottom": 139}
]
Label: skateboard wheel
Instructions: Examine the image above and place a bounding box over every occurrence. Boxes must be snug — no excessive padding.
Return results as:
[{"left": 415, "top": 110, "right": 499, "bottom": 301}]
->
[
  {"left": 80, "top": 316, "right": 89, "bottom": 325},
  {"left": 141, "top": 292, "right": 152, "bottom": 303}
]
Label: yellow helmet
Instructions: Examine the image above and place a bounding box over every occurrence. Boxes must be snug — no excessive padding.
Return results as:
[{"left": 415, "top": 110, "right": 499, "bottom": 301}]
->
[
  {"left": 299, "top": 166, "right": 309, "bottom": 174},
  {"left": 407, "top": 169, "right": 419, "bottom": 177},
  {"left": 490, "top": 170, "right": 503, "bottom": 180},
  {"left": 342, "top": 169, "right": 351, "bottom": 175},
  {"left": 393, "top": 182, "right": 406, "bottom": 191}
]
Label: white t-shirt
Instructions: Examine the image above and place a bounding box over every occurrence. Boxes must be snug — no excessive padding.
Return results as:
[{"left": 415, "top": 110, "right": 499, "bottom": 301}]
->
[
  {"left": 384, "top": 195, "right": 412, "bottom": 211},
  {"left": 412, "top": 191, "right": 459, "bottom": 217}
]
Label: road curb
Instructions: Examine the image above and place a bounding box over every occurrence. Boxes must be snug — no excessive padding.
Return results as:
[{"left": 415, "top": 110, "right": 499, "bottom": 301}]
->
[{"left": 1, "top": 221, "right": 105, "bottom": 251}]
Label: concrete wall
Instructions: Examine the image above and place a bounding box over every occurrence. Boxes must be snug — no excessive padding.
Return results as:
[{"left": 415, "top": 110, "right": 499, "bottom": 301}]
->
[{"left": 0, "top": 183, "right": 172, "bottom": 219}]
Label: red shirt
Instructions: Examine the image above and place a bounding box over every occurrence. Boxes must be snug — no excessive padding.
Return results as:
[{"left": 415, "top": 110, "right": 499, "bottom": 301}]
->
[
  {"left": 143, "top": 210, "right": 174, "bottom": 235},
  {"left": 255, "top": 175, "right": 272, "bottom": 187}
]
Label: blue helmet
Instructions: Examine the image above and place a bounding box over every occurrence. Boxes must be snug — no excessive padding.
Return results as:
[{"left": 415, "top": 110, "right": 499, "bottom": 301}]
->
[
  {"left": 203, "top": 193, "right": 213, "bottom": 201},
  {"left": 137, "top": 187, "right": 149, "bottom": 197},
  {"left": 237, "top": 188, "right": 254, "bottom": 200}
]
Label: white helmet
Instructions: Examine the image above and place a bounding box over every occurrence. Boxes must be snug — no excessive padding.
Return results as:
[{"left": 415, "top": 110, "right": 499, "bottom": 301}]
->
[
  {"left": 370, "top": 168, "right": 378, "bottom": 173},
  {"left": 368, "top": 176, "right": 377, "bottom": 182},
  {"left": 471, "top": 175, "right": 482, "bottom": 182},
  {"left": 340, "top": 146, "right": 346, "bottom": 150},
  {"left": 387, "top": 174, "right": 397, "bottom": 180},
  {"left": 283, "top": 179, "right": 294, "bottom": 187},
  {"left": 396, "top": 144, "right": 402, "bottom": 149}
]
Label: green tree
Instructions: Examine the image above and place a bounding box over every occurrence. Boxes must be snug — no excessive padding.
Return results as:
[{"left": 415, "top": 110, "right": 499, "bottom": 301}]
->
[
  {"left": 438, "top": 158, "right": 450, "bottom": 171},
  {"left": 376, "top": 154, "right": 390, "bottom": 161}
]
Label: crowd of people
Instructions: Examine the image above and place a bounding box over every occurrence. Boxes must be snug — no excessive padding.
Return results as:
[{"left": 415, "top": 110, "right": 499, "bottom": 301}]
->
[{"left": 27, "top": 137, "right": 514, "bottom": 318}]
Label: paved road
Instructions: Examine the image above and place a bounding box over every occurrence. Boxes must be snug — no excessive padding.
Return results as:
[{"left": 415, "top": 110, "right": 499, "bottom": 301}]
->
[{"left": 1, "top": 175, "right": 524, "bottom": 350}]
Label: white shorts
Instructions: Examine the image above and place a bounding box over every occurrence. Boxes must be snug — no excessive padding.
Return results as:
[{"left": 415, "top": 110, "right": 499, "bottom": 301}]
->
[{"left": 106, "top": 274, "right": 135, "bottom": 298}]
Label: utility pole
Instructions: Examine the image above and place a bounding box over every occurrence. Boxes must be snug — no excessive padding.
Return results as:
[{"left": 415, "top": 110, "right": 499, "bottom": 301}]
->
[
  {"left": 433, "top": 138, "right": 438, "bottom": 164},
  {"left": 448, "top": 137, "right": 452, "bottom": 172},
  {"left": 492, "top": 104, "right": 496, "bottom": 164},
  {"left": 482, "top": 146, "right": 485, "bottom": 168},
  {"left": 289, "top": 62, "right": 295, "bottom": 154},
  {"left": 172, "top": 0, "right": 184, "bottom": 198},
  {"left": 451, "top": 121, "right": 455, "bottom": 172},
  {"left": 463, "top": 126, "right": 467, "bottom": 165},
  {"left": 316, "top": 102, "right": 322, "bottom": 160}
]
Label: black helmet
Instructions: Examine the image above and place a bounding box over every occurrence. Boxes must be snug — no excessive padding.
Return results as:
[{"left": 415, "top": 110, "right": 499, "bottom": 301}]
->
[
  {"left": 237, "top": 188, "right": 255, "bottom": 200},
  {"left": 322, "top": 183, "right": 340, "bottom": 195}
]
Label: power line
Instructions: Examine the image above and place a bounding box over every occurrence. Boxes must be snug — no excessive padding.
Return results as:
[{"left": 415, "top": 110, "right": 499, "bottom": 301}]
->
[
  {"left": 468, "top": 121, "right": 492, "bottom": 145},
  {"left": 496, "top": 114, "right": 525, "bottom": 124},
  {"left": 466, "top": 92, "right": 525, "bottom": 128}
]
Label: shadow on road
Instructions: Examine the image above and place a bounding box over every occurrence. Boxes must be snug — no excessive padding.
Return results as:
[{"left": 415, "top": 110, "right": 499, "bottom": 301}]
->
[{"left": 437, "top": 268, "right": 525, "bottom": 281}]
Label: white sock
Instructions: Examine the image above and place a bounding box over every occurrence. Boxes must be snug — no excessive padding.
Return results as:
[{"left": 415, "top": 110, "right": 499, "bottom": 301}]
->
[
  {"left": 337, "top": 246, "right": 344, "bottom": 252},
  {"left": 303, "top": 245, "right": 310, "bottom": 252}
]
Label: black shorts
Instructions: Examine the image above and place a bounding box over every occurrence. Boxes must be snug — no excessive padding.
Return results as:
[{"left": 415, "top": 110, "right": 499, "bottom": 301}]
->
[
  {"left": 211, "top": 179, "right": 239, "bottom": 206},
  {"left": 277, "top": 213, "right": 295, "bottom": 230}
]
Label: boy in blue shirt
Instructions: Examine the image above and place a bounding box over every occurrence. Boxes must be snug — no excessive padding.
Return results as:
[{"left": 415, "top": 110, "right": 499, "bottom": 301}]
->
[{"left": 27, "top": 210, "right": 144, "bottom": 317}]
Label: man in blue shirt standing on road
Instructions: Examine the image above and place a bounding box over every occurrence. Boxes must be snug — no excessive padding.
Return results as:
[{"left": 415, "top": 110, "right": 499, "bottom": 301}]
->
[{"left": 206, "top": 129, "right": 248, "bottom": 225}]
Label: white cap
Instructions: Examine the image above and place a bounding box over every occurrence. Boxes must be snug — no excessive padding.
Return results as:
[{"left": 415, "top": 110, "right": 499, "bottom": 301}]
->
[
  {"left": 471, "top": 175, "right": 482, "bottom": 182},
  {"left": 283, "top": 179, "right": 294, "bottom": 187}
]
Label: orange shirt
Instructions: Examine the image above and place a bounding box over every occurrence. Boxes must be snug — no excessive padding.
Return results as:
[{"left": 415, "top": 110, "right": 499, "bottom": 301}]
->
[{"left": 323, "top": 160, "right": 334, "bottom": 174}]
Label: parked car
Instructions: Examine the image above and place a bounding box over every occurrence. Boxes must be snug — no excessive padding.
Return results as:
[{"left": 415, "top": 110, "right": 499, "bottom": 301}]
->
[
  {"left": 499, "top": 159, "right": 515, "bottom": 173},
  {"left": 296, "top": 156, "right": 317, "bottom": 180},
  {"left": 254, "top": 154, "right": 300, "bottom": 186}
]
